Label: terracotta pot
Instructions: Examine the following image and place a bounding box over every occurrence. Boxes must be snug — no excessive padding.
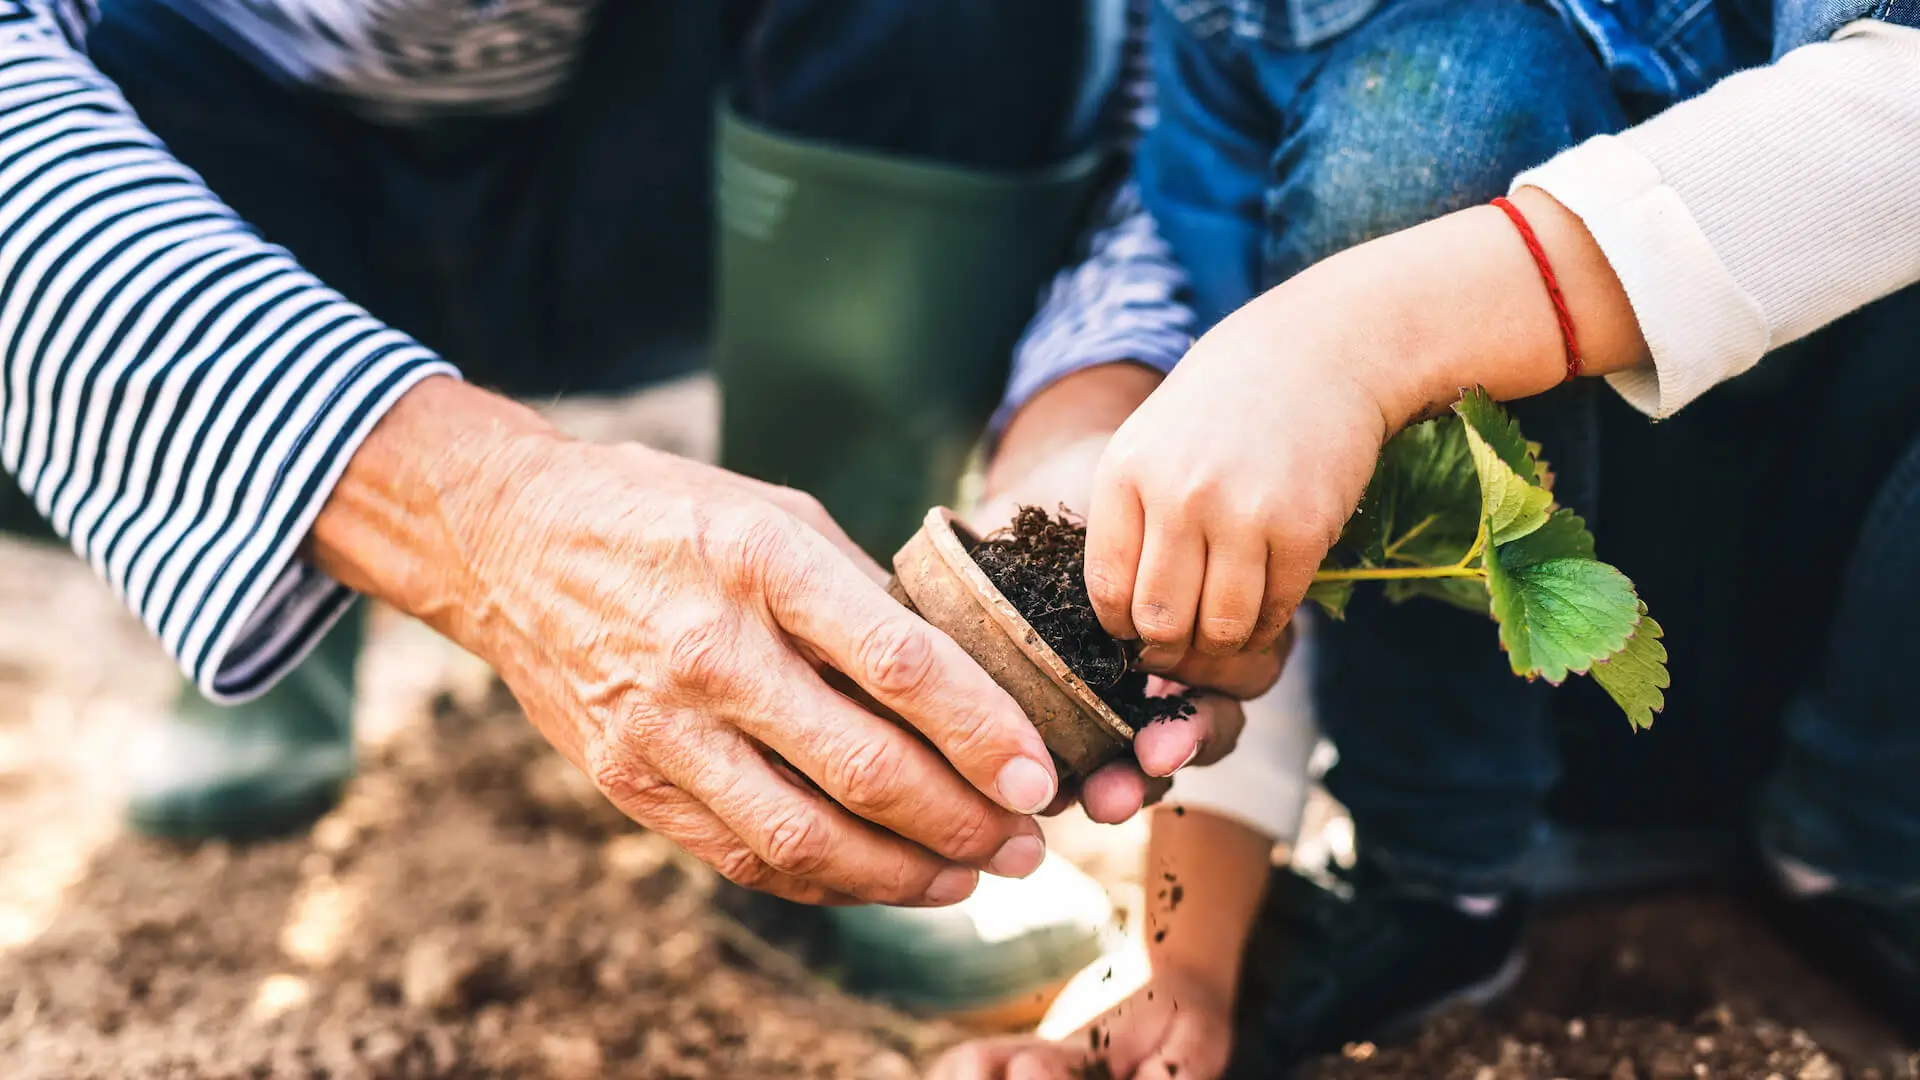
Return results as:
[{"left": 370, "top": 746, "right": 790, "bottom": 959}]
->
[{"left": 888, "top": 507, "right": 1133, "bottom": 778}]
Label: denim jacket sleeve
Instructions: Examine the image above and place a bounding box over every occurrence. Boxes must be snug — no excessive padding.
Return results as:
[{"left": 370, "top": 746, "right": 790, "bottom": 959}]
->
[{"left": 1773, "top": 0, "right": 1920, "bottom": 54}]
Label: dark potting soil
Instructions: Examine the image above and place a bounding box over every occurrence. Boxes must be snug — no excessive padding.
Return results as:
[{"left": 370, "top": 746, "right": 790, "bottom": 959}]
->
[{"left": 969, "top": 506, "right": 1194, "bottom": 731}]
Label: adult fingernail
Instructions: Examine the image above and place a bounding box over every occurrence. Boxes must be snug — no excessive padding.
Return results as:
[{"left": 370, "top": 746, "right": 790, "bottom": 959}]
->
[
  {"left": 986, "top": 834, "right": 1047, "bottom": 878},
  {"left": 1175, "top": 742, "right": 1201, "bottom": 771},
  {"left": 924, "top": 866, "right": 978, "bottom": 906},
  {"left": 995, "top": 757, "right": 1057, "bottom": 814}
]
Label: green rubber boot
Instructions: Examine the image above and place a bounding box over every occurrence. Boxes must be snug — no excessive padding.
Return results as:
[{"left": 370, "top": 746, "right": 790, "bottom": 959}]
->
[
  {"left": 716, "top": 108, "right": 1112, "bottom": 1022},
  {"left": 715, "top": 104, "right": 1107, "bottom": 556},
  {"left": 830, "top": 851, "right": 1114, "bottom": 1028},
  {"left": 124, "top": 604, "right": 363, "bottom": 841}
]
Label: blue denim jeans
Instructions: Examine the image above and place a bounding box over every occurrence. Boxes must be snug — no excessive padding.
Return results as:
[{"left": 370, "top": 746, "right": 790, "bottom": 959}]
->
[{"left": 1144, "top": 0, "right": 1920, "bottom": 899}]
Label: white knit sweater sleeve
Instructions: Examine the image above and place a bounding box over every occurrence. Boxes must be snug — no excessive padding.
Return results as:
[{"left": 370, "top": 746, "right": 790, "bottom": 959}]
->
[{"left": 1513, "top": 19, "right": 1920, "bottom": 418}]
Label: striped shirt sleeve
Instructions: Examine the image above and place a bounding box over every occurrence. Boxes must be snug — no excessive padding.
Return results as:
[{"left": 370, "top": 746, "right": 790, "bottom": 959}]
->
[
  {"left": 991, "top": 0, "right": 1195, "bottom": 436},
  {"left": 0, "top": 1, "right": 457, "bottom": 702}
]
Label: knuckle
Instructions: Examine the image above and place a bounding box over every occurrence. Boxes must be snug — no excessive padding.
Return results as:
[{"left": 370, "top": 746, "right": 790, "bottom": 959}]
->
[
  {"left": 1083, "top": 561, "right": 1130, "bottom": 610},
  {"left": 1224, "top": 499, "right": 1284, "bottom": 541},
  {"left": 1132, "top": 600, "right": 1189, "bottom": 645},
  {"left": 1196, "top": 614, "right": 1256, "bottom": 655},
  {"left": 854, "top": 616, "right": 937, "bottom": 700},
  {"left": 831, "top": 736, "right": 908, "bottom": 819},
  {"left": 662, "top": 611, "right": 739, "bottom": 698},
  {"left": 938, "top": 802, "right": 1001, "bottom": 863},
  {"left": 774, "top": 486, "right": 828, "bottom": 523},
  {"left": 1138, "top": 480, "right": 1197, "bottom": 523},
  {"left": 713, "top": 844, "right": 775, "bottom": 891},
  {"left": 760, "top": 804, "right": 833, "bottom": 878},
  {"left": 586, "top": 738, "right": 668, "bottom": 811},
  {"left": 728, "top": 510, "right": 799, "bottom": 591}
]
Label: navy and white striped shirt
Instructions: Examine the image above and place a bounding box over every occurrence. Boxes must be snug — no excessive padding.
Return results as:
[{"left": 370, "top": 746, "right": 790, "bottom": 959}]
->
[{"left": 0, "top": 0, "right": 1190, "bottom": 700}]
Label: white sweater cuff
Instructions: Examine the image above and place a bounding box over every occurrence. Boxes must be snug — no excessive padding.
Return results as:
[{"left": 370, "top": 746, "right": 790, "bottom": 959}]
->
[
  {"left": 1513, "top": 136, "right": 1767, "bottom": 419},
  {"left": 1168, "top": 616, "right": 1320, "bottom": 843},
  {"left": 1514, "top": 20, "right": 1920, "bottom": 419}
]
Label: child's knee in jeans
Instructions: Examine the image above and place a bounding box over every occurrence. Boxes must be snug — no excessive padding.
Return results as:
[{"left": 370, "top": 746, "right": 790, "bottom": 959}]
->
[{"left": 1265, "top": 0, "right": 1624, "bottom": 274}]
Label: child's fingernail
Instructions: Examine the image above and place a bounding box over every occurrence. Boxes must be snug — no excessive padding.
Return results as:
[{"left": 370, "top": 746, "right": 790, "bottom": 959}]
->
[{"left": 1137, "top": 646, "right": 1177, "bottom": 671}]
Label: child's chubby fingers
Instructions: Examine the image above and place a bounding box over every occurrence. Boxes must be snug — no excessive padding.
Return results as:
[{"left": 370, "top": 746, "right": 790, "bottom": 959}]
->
[
  {"left": 1154, "top": 645, "right": 1286, "bottom": 700},
  {"left": 1127, "top": 504, "right": 1206, "bottom": 669},
  {"left": 1136, "top": 1011, "right": 1234, "bottom": 1080},
  {"left": 1193, "top": 528, "right": 1268, "bottom": 657},
  {"left": 927, "top": 1037, "right": 1082, "bottom": 1080},
  {"left": 1085, "top": 463, "right": 1147, "bottom": 643}
]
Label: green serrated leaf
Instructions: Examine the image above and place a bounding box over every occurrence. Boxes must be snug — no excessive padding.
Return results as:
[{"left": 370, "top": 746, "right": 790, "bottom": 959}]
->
[
  {"left": 1485, "top": 511, "right": 1638, "bottom": 684},
  {"left": 1384, "top": 576, "right": 1491, "bottom": 614},
  {"left": 1454, "top": 388, "right": 1539, "bottom": 481},
  {"left": 1305, "top": 578, "right": 1355, "bottom": 619},
  {"left": 1591, "top": 604, "right": 1669, "bottom": 731},
  {"left": 1464, "top": 419, "right": 1553, "bottom": 546},
  {"left": 1329, "top": 416, "right": 1481, "bottom": 572},
  {"left": 1499, "top": 507, "right": 1596, "bottom": 564}
]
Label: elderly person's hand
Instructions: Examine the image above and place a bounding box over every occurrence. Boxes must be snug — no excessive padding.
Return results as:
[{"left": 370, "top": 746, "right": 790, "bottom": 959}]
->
[
  {"left": 980, "top": 364, "right": 1283, "bottom": 824},
  {"left": 311, "top": 376, "right": 1060, "bottom": 906}
]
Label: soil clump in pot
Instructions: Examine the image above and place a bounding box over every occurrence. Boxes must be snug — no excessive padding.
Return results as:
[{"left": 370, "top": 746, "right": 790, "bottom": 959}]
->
[{"left": 969, "top": 506, "right": 1194, "bottom": 731}]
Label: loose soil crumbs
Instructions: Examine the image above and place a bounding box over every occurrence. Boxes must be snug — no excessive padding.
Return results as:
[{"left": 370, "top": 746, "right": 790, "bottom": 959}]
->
[
  {"left": 970, "top": 506, "right": 1195, "bottom": 731},
  {"left": 0, "top": 683, "right": 952, "bottom": 1080},
  {"left": 1297, "top": 892, "right": 1913, "bottom": 1080}
]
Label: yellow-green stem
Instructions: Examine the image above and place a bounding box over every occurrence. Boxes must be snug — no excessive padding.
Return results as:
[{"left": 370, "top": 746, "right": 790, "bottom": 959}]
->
[{"left": 1311, "top": 564, "right": 1487, "bottom": 584}]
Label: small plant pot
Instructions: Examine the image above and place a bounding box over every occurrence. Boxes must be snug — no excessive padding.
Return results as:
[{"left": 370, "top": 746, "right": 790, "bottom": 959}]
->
[{"left": 888, "top": 507, "right": 1134, "bottom": 778}]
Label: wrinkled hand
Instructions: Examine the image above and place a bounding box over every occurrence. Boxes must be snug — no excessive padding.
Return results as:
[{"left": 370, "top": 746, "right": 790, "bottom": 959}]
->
[
  {"left": 317, "top": 380, "right": 1061, "bottom": 907},
  {"left": 928, "top": 970, "right": 1233, "bottom": 1080}
]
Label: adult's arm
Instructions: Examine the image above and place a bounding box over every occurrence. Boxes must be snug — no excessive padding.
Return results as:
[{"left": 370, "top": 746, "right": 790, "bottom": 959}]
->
[
  {"left": 0, "top": 1, "right": 453, "bottom": 699},
  {"left": 0, "top": 2, "right": 1061, "bottom": 905}
]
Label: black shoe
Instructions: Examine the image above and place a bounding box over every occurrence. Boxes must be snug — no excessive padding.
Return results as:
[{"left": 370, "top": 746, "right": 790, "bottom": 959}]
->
[
  {"left": 1227, "top": 862, "right": 1528, "bottom": 1077},
  {"left": 1749, "top": 873, "right": 1920, "bottom": 1043}
]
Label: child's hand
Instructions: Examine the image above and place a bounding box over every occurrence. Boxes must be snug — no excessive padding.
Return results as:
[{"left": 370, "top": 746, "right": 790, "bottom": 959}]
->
[
  {"left": 927, "top": 971, "right": 1234, "bottom": 1080},
  {"left": 978, "top": 365, "right": 1277, "bottom": 824},
  {"left": 1083, "top": 190, "right": 1649, "bottom": 674},
  {"left": 1084, "top": 302, "right": 1390, "bottom": 672}
]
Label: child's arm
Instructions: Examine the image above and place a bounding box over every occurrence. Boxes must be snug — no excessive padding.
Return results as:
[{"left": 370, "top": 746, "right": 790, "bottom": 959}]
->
[
  {"left": 1085, "top": 18, "right": 1920, "bottom": 670},
  {"left": 929, "top": 806, "right": 1278, "bottom": 1080},
  {"left": 932, "top": 638, "right": 1317, "bottom": 1080},
  {"left": 1082, "top": 186, "right": 1638, "bottom": 670}
]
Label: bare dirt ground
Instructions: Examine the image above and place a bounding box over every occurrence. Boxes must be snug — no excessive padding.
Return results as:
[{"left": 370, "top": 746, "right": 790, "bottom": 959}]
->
[{"left": 0, "top": 378, "right": 1913, "bottom": 1079}]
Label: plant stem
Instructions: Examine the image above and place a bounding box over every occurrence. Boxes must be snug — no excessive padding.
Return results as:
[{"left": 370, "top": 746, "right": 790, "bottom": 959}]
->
[
  {"left": 1380, "top": 514, "right": 1439, "bottom": 563},
  {"left": 1311, "top": 564, "right": 1487, "bottom": 583},
  {"left": 1455, "top": 518, "right": 1490, "bottom": 570}
]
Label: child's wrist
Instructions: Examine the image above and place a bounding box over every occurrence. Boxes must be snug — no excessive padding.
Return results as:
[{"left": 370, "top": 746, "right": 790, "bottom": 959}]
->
[
  {"left": 1257, "top": 198, "right": 1609, "bottom": 433},
  {"left": 1150, "top": 934, "right": 1243, "bottom": 1005}
]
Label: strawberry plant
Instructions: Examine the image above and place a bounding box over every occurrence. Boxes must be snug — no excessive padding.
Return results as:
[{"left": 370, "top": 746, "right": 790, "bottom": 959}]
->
[{"left": 1303, "top": 389, "right": 1668, "bottom": 729}]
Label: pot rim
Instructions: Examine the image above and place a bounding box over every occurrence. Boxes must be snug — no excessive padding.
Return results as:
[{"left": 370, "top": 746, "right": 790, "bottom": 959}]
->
[{"left": 920, "top": 507, "right": 1135, "bottom": 746}]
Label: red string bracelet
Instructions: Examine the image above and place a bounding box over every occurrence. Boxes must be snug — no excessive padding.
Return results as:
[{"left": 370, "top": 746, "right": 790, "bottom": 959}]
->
[{"left": 1490, "top": 195, "right": 1583, "bottom": 382}]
